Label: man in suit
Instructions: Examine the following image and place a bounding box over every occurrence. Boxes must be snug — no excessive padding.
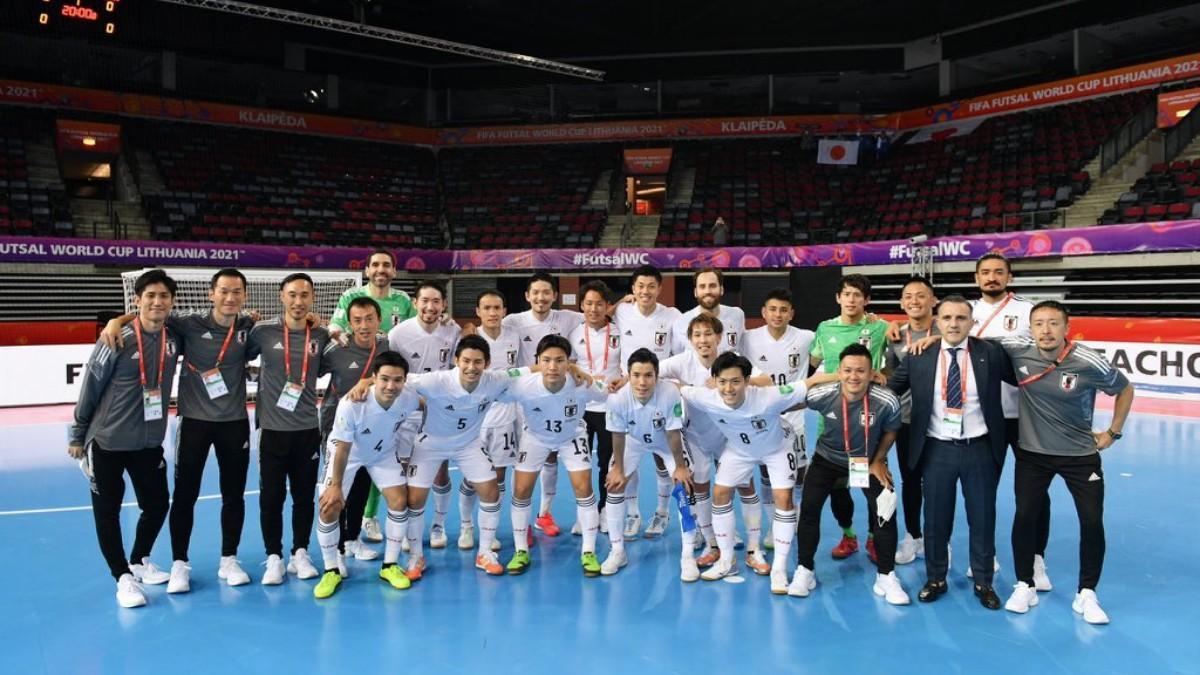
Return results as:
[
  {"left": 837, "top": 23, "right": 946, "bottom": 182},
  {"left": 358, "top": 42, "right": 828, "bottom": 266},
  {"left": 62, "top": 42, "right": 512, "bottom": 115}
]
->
[{"left": 887, "top": 294, "right": 1015, "bottom": 609}]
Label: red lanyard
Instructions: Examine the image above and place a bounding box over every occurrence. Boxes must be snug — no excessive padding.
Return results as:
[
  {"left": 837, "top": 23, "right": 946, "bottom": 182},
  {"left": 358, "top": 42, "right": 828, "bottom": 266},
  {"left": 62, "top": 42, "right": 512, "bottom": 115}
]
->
[
  {"left": 940, "top": 342, "right": 969, "bottom": 409},
  {"left": 842, "top": 387, "right": 870, "bottom": 457},
  {"left": 360, "top": 339, "right": 378, "bottom": 380},
  {"left": 584, "top": 322, "right": 610, "bottom": 374},
  {"left": 283, "top": 322, "right": 311, "bottom": 385},
  {"left": 186, "top": 318, "right": 236, "bottom": 374},
  {"left": 133, "top": 319, "right": 168, "bottom": 390},
  {"left": 1018, "top": 341, "right": 1075, "bottom": 386},
  {"left": 974, "top": 293, "right": 1013, "bottom": 337}
]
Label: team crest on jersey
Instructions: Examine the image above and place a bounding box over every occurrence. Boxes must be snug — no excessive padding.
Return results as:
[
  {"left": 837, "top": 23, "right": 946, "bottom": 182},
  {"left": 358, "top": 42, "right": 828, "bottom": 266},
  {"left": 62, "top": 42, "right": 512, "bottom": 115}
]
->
[
  {"left": 307, "top": 340, "right": 319, "bottom": 356},
  {"left": 609, "top": 334, "right": 620, "bottom": 350},
  {"left": 166, "top": 339, "right": 178, "bottom": 357},
  {"left": 564, "top": 404, "right": 578, "bottom": 418},
  {"left": 859, "top": 410, "right": 877, "bottom": 426},
  {"left": 236, "top": 330, "right": 247, "bottom": 344},
  {"left": 858, "top": 336, "right": 872, "bottom": 349},
  {"left": 652, "top": 416, "right": 666, "bottom": 430},
  {"left": 654, "top": 331, "right": 667, "bottom": 348},
  {"left": 1060, "top": 373, "right": 1079, "bottom": 392},
  {"left": 1004, "top": 316, "right": 1019, "bottom": 332},
  {"left": 727, "top": 333, "right": 738, "bottom": 347},
  {"left": 478, "top": 399, "right": 489, "bottom": 413},
  {"left": 788, "top": 353, "right": 801, "bottom": 369},
  {"left": 750, "top": 416, "right": 767, "bottom": 431},
  {"left": 439, "top": 348, "right": 450, "bottom": 363},
  {"left": 506, "top": 349, "right": 517, "bottom": 366}
]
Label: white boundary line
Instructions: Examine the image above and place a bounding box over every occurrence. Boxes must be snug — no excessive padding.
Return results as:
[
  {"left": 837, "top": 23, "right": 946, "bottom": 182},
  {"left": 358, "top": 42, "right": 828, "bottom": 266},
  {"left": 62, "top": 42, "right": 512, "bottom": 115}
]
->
[{"left": 0, "top": 490, "right": 261, "bottom": 517}]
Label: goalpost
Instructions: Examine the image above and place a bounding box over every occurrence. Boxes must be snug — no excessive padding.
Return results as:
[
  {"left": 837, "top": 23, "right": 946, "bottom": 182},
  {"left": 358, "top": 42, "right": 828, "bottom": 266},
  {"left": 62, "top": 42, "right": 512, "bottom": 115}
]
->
[{"left": 119, "top": 267, "right": 364, "bottom": 319}]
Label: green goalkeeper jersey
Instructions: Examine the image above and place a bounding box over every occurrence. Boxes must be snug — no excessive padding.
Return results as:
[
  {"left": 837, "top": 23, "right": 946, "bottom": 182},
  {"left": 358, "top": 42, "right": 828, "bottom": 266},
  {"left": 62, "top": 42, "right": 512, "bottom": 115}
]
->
[{"left": 330, "top": 286, "right": 415, "bottom": 333}]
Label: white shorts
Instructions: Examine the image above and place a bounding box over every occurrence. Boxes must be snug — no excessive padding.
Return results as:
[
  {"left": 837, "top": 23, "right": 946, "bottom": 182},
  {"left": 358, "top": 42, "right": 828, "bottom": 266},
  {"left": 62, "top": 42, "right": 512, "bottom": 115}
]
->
[
  {"left": 614, "top": 444, "right": 679, "bottom": 478},
  {"left": 394, "top": 415, "right": 420, "bottom": 460},
  {"left": 481, "top": 421, "right": 519, "bottom": 469},
  {"left": 714, "top": 439, "right": 802, "bottom": 491},
  {"left": 515, "top": 434, "right": 592, "bottom": 474},
  {"left": 682, "top": 433, "right": 720, "bottom": 484},
  {"left": 407, "top": 433, "right": 496, "bottom": 488},
  {"left": 320, "top": 446, "right": 407, "bottom": 491}
]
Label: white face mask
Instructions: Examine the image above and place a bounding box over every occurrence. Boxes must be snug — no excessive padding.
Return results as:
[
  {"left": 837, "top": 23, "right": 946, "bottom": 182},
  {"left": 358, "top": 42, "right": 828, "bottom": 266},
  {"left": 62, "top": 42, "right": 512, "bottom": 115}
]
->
[{"left": 875, "top": 487, "right": 897, "bottom": 527}]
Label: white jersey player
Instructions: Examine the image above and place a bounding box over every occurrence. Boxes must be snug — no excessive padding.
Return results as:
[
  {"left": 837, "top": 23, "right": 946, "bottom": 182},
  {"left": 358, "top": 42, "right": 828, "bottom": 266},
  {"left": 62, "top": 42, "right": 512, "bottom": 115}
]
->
[{"left": 671, "top": 267, "right": 746, "bottom": 355}]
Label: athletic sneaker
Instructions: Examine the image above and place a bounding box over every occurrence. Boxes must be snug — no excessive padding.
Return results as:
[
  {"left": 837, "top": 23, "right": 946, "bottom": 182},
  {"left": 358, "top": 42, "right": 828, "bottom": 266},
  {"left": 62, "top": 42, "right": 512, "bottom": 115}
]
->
[
  {"left": 600, "top": 550, "right": 628, "bottom": 576},
  {"left": 130, "top": 558, "right": 171, "bottom": 585},
  {"left": 458, "top": 525, "right": 475, "bottom": 551},
  {"left": 167, "top": 561, "right": 190, "bottom": 594},
  {"left": 770, "top": 567, "right": 789, "bottom": 595},
  {"left": 581, "top": 552, "right": 601, "bottom": 577},
  {"left": 831, "top": 534, "right": 859, "bottom": 559},
  {"left": 570, "top": 520, "right": 582, "bottom": 536},
  {"left": 895, "top": 535, "right": 918, "bottom": 565},
  {"left": 287, "top": 549, "right": 319, "bottom": 580},
  {"left": 362, "top": 517, "right": 383, "bottom": 543},
  {"left": 1004, "top": 582, "right": 1039, "bottom": 614},
  {"left": 345, "top": 540, "right": 379, "bottom": 562},
  {"left": 116, "top": 573, "right": 147, "bottom": 608},
  {"left": 787, "top": 565, "right": 816, "bottom": 597},
  {"left": 475, "top": 551, "right": 504, "bottom": 576},
  {"left": 429, "top": 525, "right": 448, "bottom": 549},
  {"left": 490, "top": 538, "right": 502, "bottom": 552},
  {"left": 219, "top": 556, "right": 251, "bottom": 586},
  {"left": 261, "top": 554, "right": 286, "bottom": 586},
  {"left": 913, "top": 537, "right": 925, "bottom": 558},
  {"left": 696, "top": 546, "right": 720, "bottom": 567},
  {"left": 623, "top": 513, "right": 642, "bottom": 541},
  {"left": 873, "top": 572, "right": 911, "bottom": 605},
  {"left": 700, "top": 557, "right": 736, "bottom": 581},
  {"left": 644, "top": 511, "right": 669, "bottom": 538},
  {"left": 379, "top": 564, "right": 411, "bottom": 590},
  {"left": 680, "top": 557, "right": 700, "bottom": 583},
  {"left": 506, "top": 550, "right": 532, "bottom": 575},
  {"left": 1072, "top": 589, "right": 1110, "bottom": 625},
  {"left": 535, "top": 512, "right": 562, "bottom": 537},
  {"left": 745, "top": 550, "right": 770, "bottom": 576},
  {"left": 967, "top": 555, "right": 1000, "bottom": 578},
  {"left": 404, "top": 556, "right": 426, "bottom": 581},
  {"left": 1033, "top": 554, "right": 1053, "bottom": 592},
  {"left": 313, "top": 570, "right": 342, "bottom": 599}
]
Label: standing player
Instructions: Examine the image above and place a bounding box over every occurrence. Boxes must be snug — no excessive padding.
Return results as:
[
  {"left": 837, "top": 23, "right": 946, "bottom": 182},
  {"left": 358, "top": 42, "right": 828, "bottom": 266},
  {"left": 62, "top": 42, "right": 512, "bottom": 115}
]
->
[
  {"left": 602, "top": 349, "right": 693, "bottom": 577},
  {"left": 502, "top": 272, "right": 585, "bottom": 537},
  {"left": 789, "top": 344, "right": 908, "bottom": 605},
  {"left": 388, "top": 280, "right": 461, "bottom": 549},
  {"left": 614, "top": 264, "right": 683, "bottom": 539},
  {"left": 671, "top": 267, "right": 745, "bottom": 355},
  {"left": 809, "top": 274, "right": 888, "bottom": 562},
  {"left": 313, "top": 351, "right": 421, "bottom": 598},
  {"left": 248, "top": 273, "right": 333, "bottom": 585},
  {"left": 502, "top": 335, "right": 609, "bottom": 576},
  {"left": 329, "top": 249, "right": 415, "bottom": 544},
  {"left": 1000, "top": 301, "right": 1134, "bottom": 624},
  {"left": 70, "top": 269, "right": 180, "bottom": 608}
]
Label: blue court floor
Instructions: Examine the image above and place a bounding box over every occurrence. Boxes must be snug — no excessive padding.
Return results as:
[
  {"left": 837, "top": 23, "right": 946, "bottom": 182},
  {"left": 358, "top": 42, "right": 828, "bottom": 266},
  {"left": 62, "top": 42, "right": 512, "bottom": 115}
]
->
[{"left": 0, "top": 407, "right": 1196, "bottom": 675}]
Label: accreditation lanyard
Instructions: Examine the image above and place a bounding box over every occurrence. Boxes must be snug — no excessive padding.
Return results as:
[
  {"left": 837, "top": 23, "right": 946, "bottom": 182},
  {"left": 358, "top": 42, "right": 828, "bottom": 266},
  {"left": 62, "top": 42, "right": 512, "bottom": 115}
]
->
[
  {"left": 584, "top": 322, "right": 610, "bottom": 374},
  {"left": 1018, "top": 341, "right": 1075, "bottom": 387},
  {"left": 360, "top": 339, "right": 379, "bottom": 380},
  {"left": 940, "top": 343, "right": 969, "bottom": 436},
  {"left": 277, "top": 322, "right": 311, "bottom": 411},
  {"left": 134, "top": 320, "right": 168, "bottom": 421},
  {"left": 187, "top": 319, "right": 236, "bottom": 400},
  {"left": 974, "top": 293, "right": 1013, "bottom": 337},
  {"left": 843, "top": 389, "right": 871, "bottom": 488}
]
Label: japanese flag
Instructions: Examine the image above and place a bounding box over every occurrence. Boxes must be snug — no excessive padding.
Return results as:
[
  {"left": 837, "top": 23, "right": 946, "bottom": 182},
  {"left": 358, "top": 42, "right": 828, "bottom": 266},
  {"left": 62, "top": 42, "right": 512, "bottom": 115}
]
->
[{"left": 817, "top": 139, "right": 859, "bottom": 165}]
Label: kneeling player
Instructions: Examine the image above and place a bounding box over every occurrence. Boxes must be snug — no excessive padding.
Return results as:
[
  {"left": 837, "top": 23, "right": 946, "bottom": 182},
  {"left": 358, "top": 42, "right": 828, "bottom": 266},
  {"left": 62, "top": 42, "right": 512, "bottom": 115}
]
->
[
  {"left": 314, "top": 352, "right": 421, "bottom": 598},
  {"left": 603, "top": 349, "right": 693, "bottom": 577}
]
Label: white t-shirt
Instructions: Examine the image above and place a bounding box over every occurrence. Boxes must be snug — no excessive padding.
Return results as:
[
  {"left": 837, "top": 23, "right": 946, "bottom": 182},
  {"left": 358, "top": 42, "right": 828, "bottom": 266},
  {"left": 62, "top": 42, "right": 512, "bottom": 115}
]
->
[
  {"left": 680, "top": 383, "right": 808, "bottom": 459},
  {"left": 477, "top": 325, "right": 522, "bottom": 428},
  {"left": 970, "top": 293, "right": 1033, "bottom": 418},
  {"left": 500, "top": 373, "right": 607, "bottom": 449},
  {"left": 405, "top": 368, "right": 517, "bottom": 452},
  {"left": 741, "top": 326, "right": 815, "bottom": 387},
  {"left": 605, "top": 380, "right": 684, "bottom": 451},
  {"left": 615, "top": 302, "right": 683, "bottom": 372},
  {"left": 387, "top": 318, "right": 461, "bottom": 374},
  {"left": 328, "top": 386, "right": 422, "bottom": 460},
  {"left": 671, "top": 304, "right": 746, "bottom": 356},
  {"left": 503, "top": 309, "right": 585, "bottom": 367},
  {"left": 568, "top": 320, "right": 623, "bottom": 412}
]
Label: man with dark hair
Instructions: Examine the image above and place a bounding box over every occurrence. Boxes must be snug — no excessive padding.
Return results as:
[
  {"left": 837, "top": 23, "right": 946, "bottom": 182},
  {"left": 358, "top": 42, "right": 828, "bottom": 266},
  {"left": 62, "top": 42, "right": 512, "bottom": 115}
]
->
[
  {"left": 1000, "top": 300, "right": 1134, "bottom": 624},
  {"left": 70, "top": 269, "right": 181, "bottom": 607},
  {"left": 248, "top": 272, "right": 333, "bottom": 585},
  {"left": 671, "top": 267, "right": 745, "bottom": 356}
]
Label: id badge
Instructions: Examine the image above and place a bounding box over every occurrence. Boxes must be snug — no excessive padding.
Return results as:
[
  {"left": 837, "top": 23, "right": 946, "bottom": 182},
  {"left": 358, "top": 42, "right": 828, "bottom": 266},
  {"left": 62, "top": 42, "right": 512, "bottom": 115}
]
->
[
  {"left": 143, "top": 388, "right": 164, "bottom": 421},
  {"left": 849, "top": 456, "right": 870, "bottom": 488},
  {"left": 277, "top": 382, "right": 303, "bottom": 411},
  {"left": 943, "top": 407, "right": 964, "bottom": 433},
  {"left": 202, "top": 368, "right": 229, "bottom": 400}
]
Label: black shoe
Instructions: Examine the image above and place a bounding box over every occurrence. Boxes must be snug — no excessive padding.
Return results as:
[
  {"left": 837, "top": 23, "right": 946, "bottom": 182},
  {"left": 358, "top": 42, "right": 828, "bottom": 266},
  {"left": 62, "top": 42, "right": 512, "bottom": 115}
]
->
[
  {"left": 974, "top": 584, "right": 1001, "bottom": 610},
  {"left": 918, "top": 580, "right": 947, "bottom": 603}
]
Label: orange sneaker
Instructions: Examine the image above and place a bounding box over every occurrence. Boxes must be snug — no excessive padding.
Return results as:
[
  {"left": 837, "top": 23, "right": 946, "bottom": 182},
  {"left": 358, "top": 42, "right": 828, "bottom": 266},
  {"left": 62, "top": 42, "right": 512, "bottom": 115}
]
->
[
  {"left": 696, "top": 546, "right": 720, "bottom": 567},
  {"left": 404, "top": 556, "right": 426, "bottom": 581},
  {"left": 745, "top": 550, "right": 771, "bottom": 575},
  {"left": 534, "top": 512, "right": 561, "bottom": 537},
  {"left": 475, "top": 552, "right": 504, "bottom": 576}
]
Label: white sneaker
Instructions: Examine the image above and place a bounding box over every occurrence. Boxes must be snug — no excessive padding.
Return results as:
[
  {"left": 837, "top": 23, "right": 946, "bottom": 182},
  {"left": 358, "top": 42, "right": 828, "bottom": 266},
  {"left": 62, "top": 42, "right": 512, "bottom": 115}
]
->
[
  {"left": 1033, "top": 554, "right": 1053, "bottom": 592},
  {"left": 770, "top": 567, "right": 789, "bottom": 595},
  {"left": 895, "top": 535, "right": 918, "bottom": 565},
  {"left": 130, "top": 558, "right": 171, "bottom": 585},
  {"left": 968, "top": 555, "right": 1001, "bottom": 578},
  {"left": 362, "top": 517, "right": 383, "bottom": 543},
  {"left": 570, "top": 521, "right": 582, "bottom": 536},
  {"left": 116, "top": 573, "right": 147, "bottom": 608},
  {"left": 1005, "top": 581, "right": 1039, "bottom": 613},
  {"left": 873, "top": 571, "right": 911, "bottom": 605},
  {"left": 600, "top": 549, "right": 628, "bottom": 576},
  {"left": 346, "top": 540, "right": 380, "bottom": 562},
  {"left": 644, "top": 511, "right": 669, "bottom": 538},
  {"left": 913, "top": 537, "right": 925, "bottom": 559},
  {"left": 167, "top": 560, "right": 191, "bottom": 594},
  {"left": 700, "top": 556, "right": 736, "bottom": 581},
  {"left": 429, "top": 525, "right": 448, "bottom": 549},
  {"left": 287, "top": 549, "right": 319, "bottom": 580},
  {"left": 787, "top": 565, "right": 816, "bottom": 597},
  {"left": 623, "top": 513, "right": 642, "bottom": 541},
  {"left": 680, "top": 557, "right": 700, "bottom": 583},
  {"left": 218, "top": 556, "right": 251, "bottom": 586},
  {"left": 1072, "top": 589, "right": 1110, "bottom": 625},
  {"left": 458, "top": 525, "right": 475, "bottom": 551},
  {"left": 490, "top": 538, "right": 502, "bottom": 552},
  {"left": 261, "top": 554, "right": 285, "bottom": 585}
]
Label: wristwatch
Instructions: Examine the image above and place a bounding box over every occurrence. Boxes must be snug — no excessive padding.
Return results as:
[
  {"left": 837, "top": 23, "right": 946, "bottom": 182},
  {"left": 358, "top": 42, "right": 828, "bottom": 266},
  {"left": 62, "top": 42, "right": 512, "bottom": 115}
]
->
[{"left": 1106, "top": 429, "right": 1123, "bottom": 441}]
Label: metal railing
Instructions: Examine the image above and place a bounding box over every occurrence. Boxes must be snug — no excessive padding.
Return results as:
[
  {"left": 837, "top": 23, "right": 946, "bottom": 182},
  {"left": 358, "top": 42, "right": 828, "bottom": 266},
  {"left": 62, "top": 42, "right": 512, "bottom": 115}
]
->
[
  {"left": 1164, "top": 107, "right": 1200, "bottom": 164},
  {"left": 1100, "top": 99, "right": 1157, "bottom": 175}
]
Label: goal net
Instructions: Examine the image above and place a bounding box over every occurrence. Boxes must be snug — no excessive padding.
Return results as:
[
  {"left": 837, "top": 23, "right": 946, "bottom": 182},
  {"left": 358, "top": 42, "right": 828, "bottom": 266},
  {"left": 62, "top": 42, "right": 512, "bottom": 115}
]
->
[{"left": 120, "top": 267, "right": 363, "bottom": 320}]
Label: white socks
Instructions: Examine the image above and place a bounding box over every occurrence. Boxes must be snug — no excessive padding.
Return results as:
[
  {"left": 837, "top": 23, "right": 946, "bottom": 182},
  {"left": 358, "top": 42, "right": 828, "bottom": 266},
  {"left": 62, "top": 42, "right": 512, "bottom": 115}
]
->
[
  {"left": 740, "top": 492, "right": 763, "bottom": 553},
  {"left": 459, "top": 481, "right": 477, "bottom": 530},
  {"left": 407, "top": 507, "right": 425, "bottom": 559},
  {"left": 694, "top": 490, "right": 715, "bottom": 547},
  {"left": 577, "top": 494, "right": 599, "bottom": 553},
  {"left": 385, "top": 508, "right": 407, "bottom": 564},
  {"left": 606, "top": 492, "right": 626, "bottom": 552},
  {"left": 655, "top": 467, "right": 671, "bottom": 515},
  {"left": 317, "top": 517, "right": 340, "bottom": 571},
  {"left": 511, "top": 496, "right": 532, "bottom": 552},
  {"left": 625, "top": 470, "right": 640, "bottom": 518},
  {"left": 772, "top": 508, "right": 797, "bottom": 571},
  {"left": 432, "top": 481, "right": 452, "bottom": 530},
  {"left": 539, "top": 461, "right": 558, "bottom": 516},
  {"left": 478, "top": 500, "right": 500, "bottom": 554},
  {"left": 712, "top": 501, "right": 735, "bottom": 563}
]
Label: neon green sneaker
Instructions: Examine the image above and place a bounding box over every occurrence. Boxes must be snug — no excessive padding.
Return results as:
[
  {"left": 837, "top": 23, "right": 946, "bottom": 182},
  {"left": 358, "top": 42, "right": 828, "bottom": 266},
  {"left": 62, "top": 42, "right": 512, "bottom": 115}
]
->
[
  {"left": 313, "top": 570, "right": 342, "bottom": 599},
  {"left": 581, "top": 552, "right": 601, "bottom": 577},
  {"left": 506, "top": 550, "right": 532, "bottom": 575},
  {"left": 379, "top": 564, "right": 411, "bottom": 590}
]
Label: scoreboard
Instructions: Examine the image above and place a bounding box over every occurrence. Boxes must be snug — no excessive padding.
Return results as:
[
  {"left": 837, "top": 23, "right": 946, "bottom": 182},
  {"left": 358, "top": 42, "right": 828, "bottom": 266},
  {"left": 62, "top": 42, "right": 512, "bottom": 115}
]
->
[{"left": 36, "top": 0, "right": 126, "bottom": 37}]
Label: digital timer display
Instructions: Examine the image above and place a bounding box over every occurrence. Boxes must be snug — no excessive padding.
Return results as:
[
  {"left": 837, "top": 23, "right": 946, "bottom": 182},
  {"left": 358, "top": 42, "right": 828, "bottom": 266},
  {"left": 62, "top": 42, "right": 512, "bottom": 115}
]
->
[{"left": 37, "top": 0, "right": 125, "bottom": 37}]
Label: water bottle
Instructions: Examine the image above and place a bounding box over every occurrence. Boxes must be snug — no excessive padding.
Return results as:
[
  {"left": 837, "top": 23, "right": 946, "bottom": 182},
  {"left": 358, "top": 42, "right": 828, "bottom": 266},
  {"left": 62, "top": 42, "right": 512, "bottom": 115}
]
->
[{"left": 672, "top": 483, "right": 696, "bottom": 534}]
